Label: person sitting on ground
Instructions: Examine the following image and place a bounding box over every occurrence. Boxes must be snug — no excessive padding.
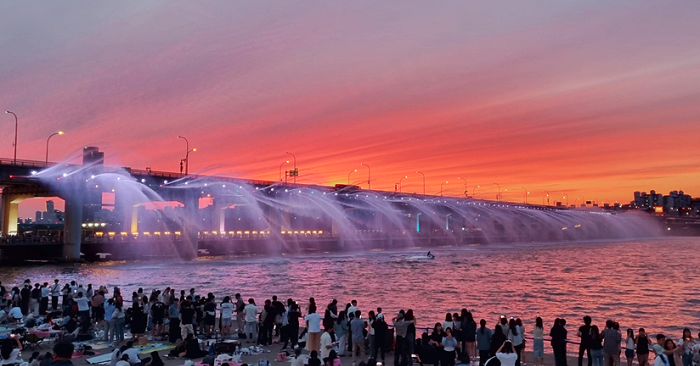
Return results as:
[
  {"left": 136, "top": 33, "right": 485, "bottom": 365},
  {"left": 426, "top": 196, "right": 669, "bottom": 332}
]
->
[
  {"left": 308, "top": 351, "right": 322, "bottom": 366},
  {"left": 116, "top": 355, "right": 131, "bottom": 366},
  {"left": 49, "top": 342, "right": 75, "bottom": 366},
  {"left": 0, "top": 334, "right": 23, "bottom": 366},
  {"left": 39, "top": 353, "right": 53, "bottom": 366},
  {"left": 179, "top": 334, "right": 208, "bottom": 359},
  {"left": 29, "top": 352, "right": 42, "bottom": 366},
  {"left": 122, "top": 341, "right": 151, "bottom": 366},
  {"left": 290, "top": 348, "right": 304, "bottom": 366},
  {"left": 325, "top": 350, "right": 341, "bottom": 366},
  {"left": 144, "top": 352, "right": 163, "bottom": 366}
]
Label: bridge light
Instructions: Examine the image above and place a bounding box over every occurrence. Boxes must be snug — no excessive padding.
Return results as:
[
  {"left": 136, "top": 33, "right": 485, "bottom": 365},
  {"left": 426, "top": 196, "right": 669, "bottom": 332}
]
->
[
  {"left": 141, "top": 179, "right": 146, "bottom": 183},
  {"left": 31, "top": 171, "right": 37, "bottom": 175}
]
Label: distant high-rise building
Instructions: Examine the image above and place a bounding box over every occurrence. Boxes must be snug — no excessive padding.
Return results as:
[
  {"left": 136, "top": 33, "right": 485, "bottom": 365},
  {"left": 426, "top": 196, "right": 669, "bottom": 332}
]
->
[
  {"left": 46, "top": 200, "right": 55, "bottom": 213},
  {"left": 35, "top": 211, "right": 42, "bottom": 223}
]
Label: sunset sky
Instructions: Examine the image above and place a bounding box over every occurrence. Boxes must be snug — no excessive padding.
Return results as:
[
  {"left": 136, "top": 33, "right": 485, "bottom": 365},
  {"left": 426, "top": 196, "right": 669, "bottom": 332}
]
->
[{"left": 2, "top": 1, "right": 699, "bottom": 217}]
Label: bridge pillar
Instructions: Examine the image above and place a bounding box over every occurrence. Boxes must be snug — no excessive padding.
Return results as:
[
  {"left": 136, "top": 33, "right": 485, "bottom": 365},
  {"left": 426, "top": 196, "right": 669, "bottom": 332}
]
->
[
  {"left": 183, "top": 190, "right": 199, "bottom": 256},
  {"left": 1, "top": 195, "right": 20, "bottom": 236},
  {"left": 212, "top": 199, "right": 231, "bottom": 233},
  {"left": 63, "top": 185, "right": 84, "bottom": 261}
]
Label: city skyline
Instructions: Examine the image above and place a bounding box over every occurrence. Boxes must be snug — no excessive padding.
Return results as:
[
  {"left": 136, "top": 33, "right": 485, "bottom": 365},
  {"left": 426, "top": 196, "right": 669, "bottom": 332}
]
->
[{"left": 2, "top": 2, "right": 700, "bottom": 217}]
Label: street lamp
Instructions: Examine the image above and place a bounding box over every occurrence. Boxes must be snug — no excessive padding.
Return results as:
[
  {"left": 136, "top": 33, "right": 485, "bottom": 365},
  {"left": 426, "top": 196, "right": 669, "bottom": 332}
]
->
[
  {"left": 177, "top": 136, "right": 190, "bottom": 174},
  {"left": 492, "top": 182, "right": 501, "bottom": 201},
  {"left": 578, "top": 195, "right": 585, "bottom": 206},
  {"left": 185, "top": 148, "right": 196, "bottom": 175},
  {"left": 521, "top": 187, "right": 528, "bottom": 204},
  {"left": 416, "top": 171, "right": 425, "bottom": 195},
  {"left": 545, "top": 190, "right": 550, "bottom": 206},
  {"left": 361, "top": 163, "right": 370, "bottom": 190},
  {"left": 472, "top": 185, "right": 480, "bottom": 198},
  {"left": 399, "top": 176, "right": 408, "bottom": 192},
  {"left": 286, "top": 152, "right": 296, "bottom": 183},
  {"left": 440, "top": 181, "right": 448, "bottom": 196},
  {"left": 46, "top": 131, "right": 64, "bottom": 164},
  {"left": 458, "top": 177, "right": 467, "bottom": 197},
  {"left": 348, "top": 169, "right": 357, "bottom": 185},
  {"left": 5, "top": 111, "right": 18, "bottom": 164},
  {"left": 279, "top": 160, "right": 289, "bottom": 181},
  {"left": 563, "top": 192, "right": 569, "bottom": 206}
]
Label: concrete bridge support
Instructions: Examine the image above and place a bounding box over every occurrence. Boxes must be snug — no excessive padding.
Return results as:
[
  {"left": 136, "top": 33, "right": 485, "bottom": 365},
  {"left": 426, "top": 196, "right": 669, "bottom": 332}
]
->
[
  {"left": 62, "top": 185, "right": 84, "bottom": 261},
  {"left": 1, "top": 190, "right": 36, "bottom": 236}
]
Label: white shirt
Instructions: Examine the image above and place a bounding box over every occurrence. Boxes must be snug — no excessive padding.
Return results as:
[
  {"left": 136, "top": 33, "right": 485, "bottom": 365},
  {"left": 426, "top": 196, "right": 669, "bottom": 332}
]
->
[
  {"left": 305, "top": 313, "right": 323, "bottom": 333},
  {"left": 110, "top": 348, "right": 122, "bottom": 366},
  {"left": 123, "top": 348, "right": 140, "bottom": 364},
  {"left": 244, "top": 304, "right": 258, "bottom": 322},
  {"left": 0, "top": 348, "right": 20, "bottom": 365},
  {"left": 320, "top": 331, "right": 334, "bottom": 358},
  {"left": 51, "top": 284, "right": 62, "bottom": 297},
  {"left": 41, "top": 287, "right": 50, "bottom": 297},
  {"left": 221, "top": 302, "right": 234, "bottom": 319},
  {"left": 508, "top": 326, "right": 524, "bottom": 346},
  {"left": 496, "top": 352, "right": 518, "bottom": 366},
  {"left": 76, "top": 297, "right": 90, "bottom": 311},
  {"left": 348, "top": 305, "right": 357, "bottom": 315},
  {"left": 116, "top": 361, "right": 130, "bottom": 366},
  {"left": 8, "top": 307, "right": 23, "bottom": 320}
]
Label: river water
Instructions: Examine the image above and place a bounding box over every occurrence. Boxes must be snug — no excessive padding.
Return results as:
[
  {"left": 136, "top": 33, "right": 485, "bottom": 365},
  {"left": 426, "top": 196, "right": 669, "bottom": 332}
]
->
[{"left": 2, "top": 237, "right": 698, "bottom": 339}]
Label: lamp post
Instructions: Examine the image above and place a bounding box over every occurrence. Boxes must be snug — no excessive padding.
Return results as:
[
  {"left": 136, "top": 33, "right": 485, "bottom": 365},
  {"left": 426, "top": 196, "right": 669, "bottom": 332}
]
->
[
  {"left": 361, "top": 163, "right": 370, "bottom": 190},
  {"left": 185, "top": 148, "right": 196, "bottom": 175},
  {"left": 545, "top": 191, "right": 550, "bottom": 206},
  {"left": 45, "top": 131, "right": 64, "bottom": 164},
  {"left": 399, "top": 176, "right": 408, "bottom": 192},
  {"left": 492, "top": 182, "right": 501, "bottom": 201},
  {"left": 348, "top": 169, "right": 357, "bottom": 185},
  {"left": 286, "top": 152, "right": 296, "bottom": 183},
  {"left": 416, "top": 171, "right": 425, "bottom": 195},
  {"left": 5, "top": 111, "right": 18, "bottom": 164},
  {"left": 440, "top": 181, "right": 448, "bottom": 196},
  {"left": 458, "top": 177, "right": 467, "bottom": 197},
  {"left": 521, "top": 187, "right": 528, "bottom": 204},
  {"left": 578, "top": 195, "right": 585, "bottom": 206},
  {"left": 563, "top": 192, "right": 569, "bottom": 206},
  {"left": 177, "top": 136, "right": 189, "bottom": 174},
  {"left": 473, "top": 185, "right": 480, "bottom": 198},
  {"left": 279, "top": 160, "right": 289, "bottom": 181}
]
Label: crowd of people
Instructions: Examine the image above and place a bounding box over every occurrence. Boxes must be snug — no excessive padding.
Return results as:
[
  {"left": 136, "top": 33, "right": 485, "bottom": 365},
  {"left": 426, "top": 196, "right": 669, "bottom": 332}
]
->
[{"left": 2, "top": 279, "right": 700, "bottom": 366}]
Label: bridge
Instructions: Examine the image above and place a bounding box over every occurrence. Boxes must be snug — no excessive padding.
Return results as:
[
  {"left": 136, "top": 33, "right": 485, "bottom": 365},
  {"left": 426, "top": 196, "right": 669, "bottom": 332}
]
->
[{"left": 0, "top": 147, "right": 629, "bottom": 263}]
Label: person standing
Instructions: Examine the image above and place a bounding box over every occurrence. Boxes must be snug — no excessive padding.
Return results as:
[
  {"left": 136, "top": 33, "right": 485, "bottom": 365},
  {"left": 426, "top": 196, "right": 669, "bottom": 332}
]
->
[
  {"left": 320, "top": 325, "right": 338, "bottom": 361},
  {"left": 372, "top": 314, "right": 388, "bottom": 363},
  {"left": 637, "top": 328, "right": 651, "bottom": 366},
  {"left": 601, "top": 320, "right": 622, "bottom": 366},
  {"left": 351, "top": 310, "right": 367, "bottom": 366},
  {"left": 30, "top": 283, "right": 41, "bottom": 316},
  {"left": 235, "top": 293, "right": 245, "bottom": 334},
  {"left": 180, "top": 299, "right": 196, "bottom": 341},
  {"left": 550, "top": 319, "right": 568, "bottom": 366},
  {"left": 678, "top": 329, "right": 697, "bottom": 366},
  {"left": 40, "top": 283, "right": 50, "bottom": 315},
  {"left": 335, "top": 311, "right": 348, "bottom": 357},
  {"left": 168, "top": 298, "right": 181, "bottom": 343},
  {"left": 477, "top": 319, "right": 493, "bottom": 366},
  {"left": 220, "top": 296, "right": 234, "bottom": 337},
  {"left": 51, "top": 280, "right": 61, "bottom": 311},
  {"left": 104, "top": 299, "right": 116, "bottom": 343},
  {"left": 443, "top": 328, "right": 458, "bottom": 366},
  {"left": 508, "top": 318, "right": 524, "bottom": 366},
  {"left": 394, "top": 312, "right": 410, "bottom": 366},
  {"left": 305, "top": 305, "right": 323, "bottom": 353},
  {"left": 533, "top": 318, "right": 545, "bottom": 366},
  {"left": 579, "top": 317, "right": 593, "bottom": 366},
  {"left": 590, "top": 326, "right": 605, "bottom": 366},
  {"left": 244, "top": 298, "right": 259, "bottom": 344}
]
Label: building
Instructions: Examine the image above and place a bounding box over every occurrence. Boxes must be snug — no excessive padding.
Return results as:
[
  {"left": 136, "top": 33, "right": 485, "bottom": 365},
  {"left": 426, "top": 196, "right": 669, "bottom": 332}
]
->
[{"left": 633, "top": 190, "right": 693, "bottom": 216}]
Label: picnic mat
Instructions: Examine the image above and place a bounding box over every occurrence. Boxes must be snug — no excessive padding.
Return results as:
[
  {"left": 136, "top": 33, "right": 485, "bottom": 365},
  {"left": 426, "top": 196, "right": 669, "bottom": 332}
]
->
[
  {"left": 136, "top": 343, "right": 176, "bottom": 354},
  {"left": 73, "top": 351, "right": 101, "bottom": 359},
  {"left": 86, "top": 354, "right": 113, "bottom": 364}
]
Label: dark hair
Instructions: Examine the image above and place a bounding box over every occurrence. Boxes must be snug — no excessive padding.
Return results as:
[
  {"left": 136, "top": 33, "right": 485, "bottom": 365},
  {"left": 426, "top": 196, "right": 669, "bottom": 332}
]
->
[
  {"left": 337, "top": 311, "right": 346, "bottom": 323},
  {"left": 1, "top": 340, "right": 14, "bottom": 360},
  {"left": 53, "top": 342, "right": 75, "bottom": 359},
  {"left": 355, "top": 310, "right": 361, "bottom": 318},
  {"left": 508, "top": 318, "right": 518, "bottom": 336},
  {"left": 665, "top": 339, "right": 676, "bottom": 350},
  {"left": 310, "top": 351, "right": 318, "bottom": 359},
  {"left": 328, "top": 350, "right": 338, "bottom": 361},
  {"left": 606, "top": 320, "right": 614, "bottom": 328},
  {"left": 479, "top": 319, "right": 487, "bottom": 334},
  {"left": 445, "top": 313, "right": 452, "bottom": 322},
  {"left": 591, "top": 325, "right": 601, "bottom": 340},
  {"left": 501, "top": 341, "right": 514, "bottom": 353},
  {"left": 433, "top": 322, "right": 443, "bottom": 334},
  {"left": 465, "top": 311, "right": 475, "bottom": 323},
  {"left": 150, "top": 351, "right": 164, "bottom": 366},
  {"left": 657, "top": 334, "right": 666, "bottom": 341},
  {"left": 536, "top": 317, "right": 543, "bottom": 329},
  {"left": 405, "top": 309, "right": 414, "bottom": 321},
  {"left": 584, "top": 316, "right": 591, "bottom": 325},
  {"left": 627, "top": 329, "right": 634, "bottom": 338}
]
